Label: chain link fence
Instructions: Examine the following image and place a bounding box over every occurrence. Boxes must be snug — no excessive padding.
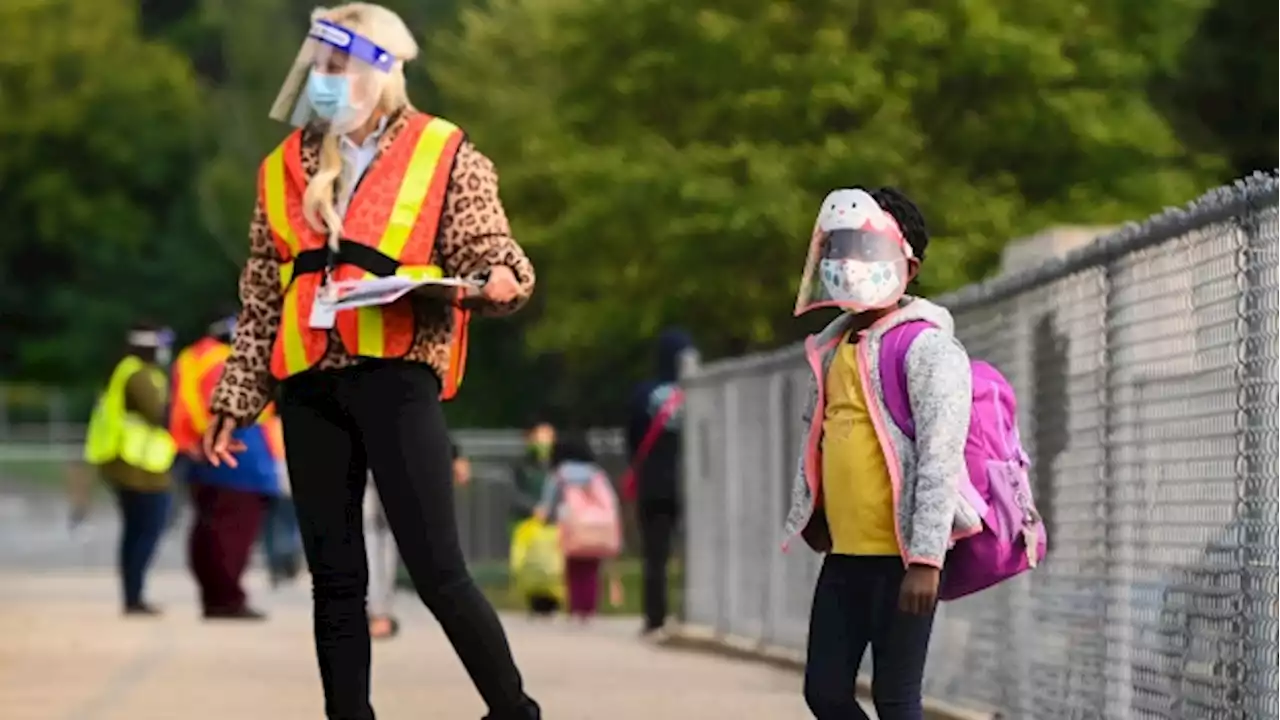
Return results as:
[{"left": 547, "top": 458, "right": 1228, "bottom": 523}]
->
[
  {"left": 0, "top": 425, "right": 630, "bottom": 566},
  {"left": 680, "top": 173, "right": 1280, "bottom": 719}
]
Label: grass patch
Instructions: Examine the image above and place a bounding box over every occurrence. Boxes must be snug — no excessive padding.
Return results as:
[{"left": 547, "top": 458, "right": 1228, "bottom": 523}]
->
[
  {"left": 0, "top": 459, "right": 68, "bottom": 487},
  {"left": 399, "top": 557, "right": 683, "bottom": 616}
]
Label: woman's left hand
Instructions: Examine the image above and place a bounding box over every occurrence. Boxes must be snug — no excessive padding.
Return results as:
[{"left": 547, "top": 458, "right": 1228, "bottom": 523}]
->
[{"left": 481, "top": 265, "right": 520, "bottom": 303}]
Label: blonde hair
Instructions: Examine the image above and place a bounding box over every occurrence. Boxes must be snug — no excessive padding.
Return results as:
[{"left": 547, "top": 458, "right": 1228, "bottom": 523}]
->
[{"left": 303, "top": 3, "right": 418, "bottom": 249}]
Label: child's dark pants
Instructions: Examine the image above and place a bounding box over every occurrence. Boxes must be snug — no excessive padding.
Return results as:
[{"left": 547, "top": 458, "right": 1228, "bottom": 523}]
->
[{"left": 803, "top": 555, "right": 936, "bottom": 720}]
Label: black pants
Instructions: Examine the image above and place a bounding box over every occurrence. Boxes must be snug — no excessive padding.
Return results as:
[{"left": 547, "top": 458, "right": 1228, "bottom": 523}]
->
[
  {"left": 803, "top": 555, "right": 935, "bottom": 720},
  {"left": 278, "top": 360, "right": 538, "bottom": 720},
  {"left": 114, "top": 486, "right": 171, "bottom": 608},
  {"left": 638, "top": 499, "right": 678, "bottom": 631}
]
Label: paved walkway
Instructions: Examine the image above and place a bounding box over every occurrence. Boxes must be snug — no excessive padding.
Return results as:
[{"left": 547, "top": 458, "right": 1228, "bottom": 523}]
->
[{"left": 0, "top": 569, "right": 823, "bottom": 720}]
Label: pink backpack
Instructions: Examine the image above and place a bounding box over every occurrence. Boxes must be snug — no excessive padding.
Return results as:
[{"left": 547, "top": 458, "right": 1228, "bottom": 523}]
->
[
  {"left": 879, "top": 320, "right": 1047, "bottom": 601},
  {"left": 557, "top": 472, "right": 622, "bottom": 559}
]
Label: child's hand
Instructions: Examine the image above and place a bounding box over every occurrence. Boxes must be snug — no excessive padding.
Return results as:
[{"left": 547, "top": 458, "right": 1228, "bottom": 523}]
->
[{"left": 899, "top": 564, "right": 940, "bottom": 615}]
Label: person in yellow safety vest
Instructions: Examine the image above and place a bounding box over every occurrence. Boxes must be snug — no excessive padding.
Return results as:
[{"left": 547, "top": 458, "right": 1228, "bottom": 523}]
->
[
  {"left": 170, "top": 313, "right": 286, "bottom": 621},
  {"left": 82, "top": 322, "right": 178, "bottom": 616},
  {"left": 199, "top": 5, "right": 540, "bottom": 718}
]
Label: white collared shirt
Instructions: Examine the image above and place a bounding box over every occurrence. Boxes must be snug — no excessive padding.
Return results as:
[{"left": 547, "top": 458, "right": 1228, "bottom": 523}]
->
[{"left": 335, "top": 115, "right": 390, "bottom": 218}]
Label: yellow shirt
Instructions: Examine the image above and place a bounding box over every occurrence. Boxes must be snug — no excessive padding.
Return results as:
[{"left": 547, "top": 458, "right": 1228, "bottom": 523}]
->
[{"left": 821, "top": 337, "right": 899, "bottom": 556}]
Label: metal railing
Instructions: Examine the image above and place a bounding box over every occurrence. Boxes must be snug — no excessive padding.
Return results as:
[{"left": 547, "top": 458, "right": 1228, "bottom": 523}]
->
[
  {"left": 680, "top": 173, "right": 1280, "bottom": 719},
  {"left": 0, "top": 427, "right": 630, "bottom": 567}
]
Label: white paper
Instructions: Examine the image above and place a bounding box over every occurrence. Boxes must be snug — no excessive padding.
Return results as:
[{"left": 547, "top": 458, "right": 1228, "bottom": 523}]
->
[
  {"left": 326, "top": 276, "right": 478, "bottom": 311},
  {"left": 309, "top": 297, "right": 337, "bottom": 329}
]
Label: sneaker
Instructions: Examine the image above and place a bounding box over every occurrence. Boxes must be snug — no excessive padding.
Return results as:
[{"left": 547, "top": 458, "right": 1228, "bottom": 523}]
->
[
  {"left": 124, "top": 602, "right": 162, "bottom": 617},
  {"left": 639, "top": 624, "right": 671, "bottom": 643},
  {"left": 203, "top": 606, "right": 268, "bottom": 621}
]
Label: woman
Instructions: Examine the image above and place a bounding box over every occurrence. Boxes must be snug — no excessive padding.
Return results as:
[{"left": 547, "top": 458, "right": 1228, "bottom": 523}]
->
[
  {"left": 366, "top": 439, "right": 470, "bottom": 639},
  {"left": 81, "top": 323, "right": 178, "bottom": 616},
  {"left": 200, "top": 4, "right": 540, "bottom": 718}
]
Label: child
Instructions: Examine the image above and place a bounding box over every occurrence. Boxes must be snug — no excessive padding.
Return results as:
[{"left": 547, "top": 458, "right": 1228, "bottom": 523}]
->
[
  {"left": 786, "top": 187, "right": 978, "bottom": 720},
  {"left": 534, "top": 433, "right": 623, "bottom": 622}
]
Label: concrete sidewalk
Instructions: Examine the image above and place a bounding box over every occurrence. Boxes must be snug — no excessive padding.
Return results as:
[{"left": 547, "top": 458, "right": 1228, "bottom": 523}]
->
[{"left": 0, "top": 569, "right": 828, "bottom": 720}]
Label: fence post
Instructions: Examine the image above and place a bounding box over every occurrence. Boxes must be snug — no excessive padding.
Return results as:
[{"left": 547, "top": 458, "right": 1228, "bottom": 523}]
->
[
  {"left": 1102, "top": 257, "right": 1134, "bottom": 717},
  {"left": 1237, "top": 188, "right": 1279, "bottom": 714},
  {"left": 678, "top": 348, "right": 701, "bottom": 625}
]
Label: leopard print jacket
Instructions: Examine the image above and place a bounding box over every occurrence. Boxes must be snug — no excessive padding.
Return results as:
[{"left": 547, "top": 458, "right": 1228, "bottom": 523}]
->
[{"left": 209, "top": 109, "right": 536, "bottom": 425}]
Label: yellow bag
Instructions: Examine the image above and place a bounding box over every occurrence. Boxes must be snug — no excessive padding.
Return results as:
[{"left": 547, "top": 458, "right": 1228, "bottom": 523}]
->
[{"left": 509, "top": 518, "right": 564, "bottom": 603}]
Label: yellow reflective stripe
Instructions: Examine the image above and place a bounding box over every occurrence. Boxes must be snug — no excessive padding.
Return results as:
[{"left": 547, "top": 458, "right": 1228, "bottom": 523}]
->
[
  {"left": 263, "top": 143, "right": 300, "bottom": 257},
  {"left": 355, "top": 306, "right": 383, "bottom": 357},
  {"left": 379, "top": 118, "right": 459, "bottom": 261},
  {"left": 355, "top": 119, "right": 456, "bottom": 358},
  {"left": 177, "top": 345, "right": 231, "bottom": 436},
  {"left": 281, "top": 286, "right": 308, "bottom": 374},
  {"left": 279, "top": 260, "right": 295, "bottom": 289},
  {"left": 395, "top": 265, "right": 444, "bottom": 281}
]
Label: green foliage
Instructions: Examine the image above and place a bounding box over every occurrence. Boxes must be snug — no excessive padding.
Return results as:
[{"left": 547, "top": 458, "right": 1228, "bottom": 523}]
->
[
  {"left": 0, "top": 0, "right": 1271, "bottom": 427},
  {"left": 1164, "top": 0, "right": 1278, "bottom": 177},
  {"left": 432, "top": 0, "right": 1224, "bottom": 369},
  {"left": 0, "top": 0, "right": 226, "bottom": 389}
]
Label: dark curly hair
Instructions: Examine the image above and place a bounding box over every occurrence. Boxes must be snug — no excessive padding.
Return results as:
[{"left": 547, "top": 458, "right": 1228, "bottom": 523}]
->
[{"left": 869, "top": 186, "right": 929, "bottom": 262}]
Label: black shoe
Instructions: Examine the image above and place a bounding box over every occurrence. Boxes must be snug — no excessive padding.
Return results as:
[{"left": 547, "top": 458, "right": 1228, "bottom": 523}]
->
[
  {"left": 203, "top": 606, "right": 267, "bottom": 621},
  {"left": 124, "top": 602, "right": 162, "bottom": 617},
  {"left": 483, "top": 699, "right": 541, "bottom": 720}
]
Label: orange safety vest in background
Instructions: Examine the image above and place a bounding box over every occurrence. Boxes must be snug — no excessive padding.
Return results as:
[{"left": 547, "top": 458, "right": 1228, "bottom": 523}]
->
[
  {"left": 170, "top": 337, "right": 233, "bottom": 454},
  {"left": 170, "top": 336, "right": 283, "bottom": 457},
  {"left": 258, "top": 113, "right": 471, "bottom": 400}
]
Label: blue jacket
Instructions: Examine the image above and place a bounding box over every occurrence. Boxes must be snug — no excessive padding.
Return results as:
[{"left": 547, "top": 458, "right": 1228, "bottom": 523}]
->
[{"left": 188, "top": 424, "right": 281, "bottom": 496}]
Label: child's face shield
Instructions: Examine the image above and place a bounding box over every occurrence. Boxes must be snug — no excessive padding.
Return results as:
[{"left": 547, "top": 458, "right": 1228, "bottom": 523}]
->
[
  {"left": 794, "top": 189, "right": 914, "bottom": 316},
  {"left": 267, "top": 19, "right": 396, "bottom": 135}
]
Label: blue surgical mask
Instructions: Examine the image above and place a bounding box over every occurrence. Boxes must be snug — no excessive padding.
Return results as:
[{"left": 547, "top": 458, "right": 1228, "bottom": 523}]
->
[{"left": 306, "top": 70, "right": 350, "bottom": 121}]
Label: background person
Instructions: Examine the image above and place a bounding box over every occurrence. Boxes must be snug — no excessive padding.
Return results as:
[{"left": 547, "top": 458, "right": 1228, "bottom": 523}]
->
[
  {"left": 511, "top": 419, "right": 555, "bottom": 524},
  {"left": 366, "top": 438, "right": 468, "bottom": 640},
  {"left": 263, "top": 444, "right": 304, "bottom": 587},
  {"left": 200, "top": 4, "right": 541, "bottom": 718},
  {"left": 534, "top": 432, "right": 623, "bottom": 624},
  {"left": 171, "top": 313, "right": 282, "bottom": 620},
  {"left": 625, "top": 327, "right": 694, "bottom": 638},
  {"left": 81, "top": 322, "right": 178, "bottom": 616},
  {"left": 510, "top": 419, "right": 559, "bottom": 616}
]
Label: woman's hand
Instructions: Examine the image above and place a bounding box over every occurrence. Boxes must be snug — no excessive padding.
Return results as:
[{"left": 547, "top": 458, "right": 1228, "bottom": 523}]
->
[
  {"left": 481, "top": 265, "right": 521, "bottom": 303},
  {"left": 201, "top": 414, "right": 247, "bottom": 468}
]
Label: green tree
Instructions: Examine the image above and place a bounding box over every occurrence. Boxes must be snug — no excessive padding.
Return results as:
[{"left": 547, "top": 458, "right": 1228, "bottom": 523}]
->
[
  {"left": 0, "top": 0, "right": 219, "bottom": 391},
  {"left": 431, "top": 0, "right": 1225, "bottom": 375},
  {"left": 1165, "top": 0, "right": 1278, "bottom": 177}
]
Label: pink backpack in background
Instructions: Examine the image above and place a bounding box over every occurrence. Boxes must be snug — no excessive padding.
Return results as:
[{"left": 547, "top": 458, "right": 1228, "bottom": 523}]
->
[
  {"left": 557, "top": 471, "right": 622, "bottom": 559},
  {"left": 878, "top": 320, "right": 1047, "bottom": 601}
]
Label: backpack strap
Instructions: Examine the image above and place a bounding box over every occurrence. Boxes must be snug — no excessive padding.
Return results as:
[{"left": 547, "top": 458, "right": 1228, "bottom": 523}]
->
[
  {"left": 877, "top": 320, "right": 934, "bottom": 440},
  {"left": 621, "top": 388, "right": 685, "bottom": 501}
]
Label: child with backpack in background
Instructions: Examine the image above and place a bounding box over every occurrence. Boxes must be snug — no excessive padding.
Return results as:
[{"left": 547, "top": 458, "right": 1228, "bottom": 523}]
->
[
  {"left": 786, "top": 187, "right": 1046, "bottom": 720},
  {"left": 534, "top": 433, "right": 623, "bottom": 622}
]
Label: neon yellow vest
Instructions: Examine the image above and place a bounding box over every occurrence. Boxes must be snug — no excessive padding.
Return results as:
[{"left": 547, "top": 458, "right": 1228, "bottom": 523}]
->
[{"left": 83, "top": 356, "right": 177, "bottom": 474}]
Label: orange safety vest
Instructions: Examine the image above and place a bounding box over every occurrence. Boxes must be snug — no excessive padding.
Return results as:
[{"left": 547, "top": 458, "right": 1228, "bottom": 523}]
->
[
  {"left": 170, "top": 336, "right": 282, "bottom": 456},
  {"left": 258, "top": 113, "right": 470, "bottom": 400},
  {"left": 169, "top": 337, "right": 232, "bottom": 454}
]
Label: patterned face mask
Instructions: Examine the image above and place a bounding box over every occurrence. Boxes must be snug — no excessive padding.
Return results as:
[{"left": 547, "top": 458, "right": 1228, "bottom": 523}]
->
[{"left": 818, "top": 259, "right": 904, "bottom": 309}]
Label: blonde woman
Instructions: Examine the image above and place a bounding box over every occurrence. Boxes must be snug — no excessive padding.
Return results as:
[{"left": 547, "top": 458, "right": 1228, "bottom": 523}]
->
[{"left": 199, "top": 4, "right": 540, "bottom": 718}]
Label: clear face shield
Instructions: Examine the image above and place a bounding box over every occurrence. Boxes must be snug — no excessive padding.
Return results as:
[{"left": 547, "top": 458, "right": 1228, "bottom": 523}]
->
[
  {"left": 794, "top": 189, "right": 914, "bottom": 316},
  {"left": 268, "top": 19, "right": 396, "bottom": 135}
]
